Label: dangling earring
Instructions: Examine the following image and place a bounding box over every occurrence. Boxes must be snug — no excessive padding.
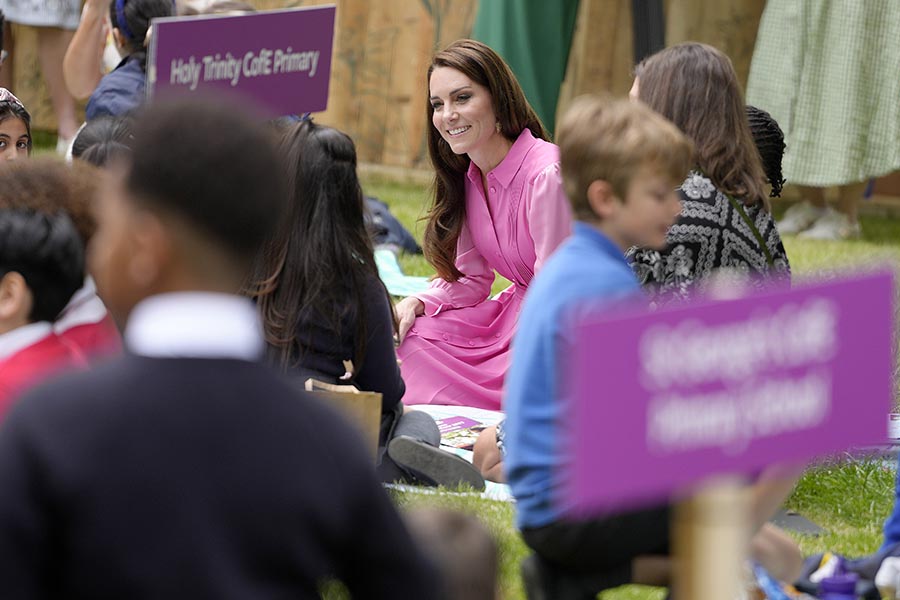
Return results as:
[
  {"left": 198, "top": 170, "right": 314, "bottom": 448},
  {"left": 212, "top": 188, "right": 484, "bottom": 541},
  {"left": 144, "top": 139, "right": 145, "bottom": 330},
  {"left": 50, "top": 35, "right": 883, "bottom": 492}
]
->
[{"left": 495, "top": 121, "right": 502, "bottom": 133}]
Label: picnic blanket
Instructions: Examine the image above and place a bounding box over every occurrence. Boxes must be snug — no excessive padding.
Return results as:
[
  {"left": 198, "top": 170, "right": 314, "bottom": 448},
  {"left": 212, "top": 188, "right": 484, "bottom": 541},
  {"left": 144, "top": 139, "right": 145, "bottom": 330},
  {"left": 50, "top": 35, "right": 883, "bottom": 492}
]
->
[{"left": 406, "top": 405, "right": 513, "bottom": 502}]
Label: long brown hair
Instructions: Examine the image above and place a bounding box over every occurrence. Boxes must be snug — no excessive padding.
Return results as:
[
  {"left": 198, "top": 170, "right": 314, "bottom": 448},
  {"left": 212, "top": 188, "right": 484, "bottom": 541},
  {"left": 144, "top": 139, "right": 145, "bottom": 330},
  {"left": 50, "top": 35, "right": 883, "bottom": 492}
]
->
[
  {"left": 424, "top": 39, "right": 548, "bottom": 281},
  {"left": 636, "top": 42, "right": 769, "bottom": 210}
]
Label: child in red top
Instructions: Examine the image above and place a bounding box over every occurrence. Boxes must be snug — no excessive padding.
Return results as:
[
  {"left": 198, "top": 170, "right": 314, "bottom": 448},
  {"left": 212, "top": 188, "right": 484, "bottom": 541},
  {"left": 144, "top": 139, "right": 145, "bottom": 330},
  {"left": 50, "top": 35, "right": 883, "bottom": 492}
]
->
[
  {"left": 0, "top": 328, "right": 87, "bottom": 415},
  {"left": 54, "top": 277, "right": 122, "bottom": 360},
  {"left": 0, "top": 159, "right": 94, "bottom": 417}
]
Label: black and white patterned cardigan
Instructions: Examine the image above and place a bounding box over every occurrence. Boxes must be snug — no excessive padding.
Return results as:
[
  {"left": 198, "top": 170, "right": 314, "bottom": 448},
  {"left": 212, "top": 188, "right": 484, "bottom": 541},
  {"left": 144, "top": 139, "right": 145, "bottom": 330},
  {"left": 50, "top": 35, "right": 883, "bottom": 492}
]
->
[{"left": 627, "top": 171, "right": 791, "bottom": 304}]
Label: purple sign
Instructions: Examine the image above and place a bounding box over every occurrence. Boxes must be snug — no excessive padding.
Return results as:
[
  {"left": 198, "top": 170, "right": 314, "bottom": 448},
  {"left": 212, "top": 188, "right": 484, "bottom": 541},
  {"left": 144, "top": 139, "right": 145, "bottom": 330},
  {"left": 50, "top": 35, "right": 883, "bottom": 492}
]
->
[
  {"left": 566, "top": 271, "right": 895, "bottom": 516},
  {"left": 436, "top": 417, "right": 481, "bottom": 434},
  {"left": 147, "top": 6, "right": 335, "bottom": 115}
]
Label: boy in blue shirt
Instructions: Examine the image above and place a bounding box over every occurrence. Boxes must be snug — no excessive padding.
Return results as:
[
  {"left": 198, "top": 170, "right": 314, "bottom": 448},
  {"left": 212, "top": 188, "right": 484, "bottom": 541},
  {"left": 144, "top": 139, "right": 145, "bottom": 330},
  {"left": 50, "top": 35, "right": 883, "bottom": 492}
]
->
[{"left": 504, "top": 96, "right": 693, "bottom": 598}]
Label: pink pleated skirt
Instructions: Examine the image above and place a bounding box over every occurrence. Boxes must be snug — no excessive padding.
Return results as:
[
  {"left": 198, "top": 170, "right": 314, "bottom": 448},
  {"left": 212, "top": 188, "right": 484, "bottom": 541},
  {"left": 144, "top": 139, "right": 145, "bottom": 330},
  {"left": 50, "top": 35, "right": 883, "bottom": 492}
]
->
[{"left": 398, "top": 285, "right": 524, "bottom": 411}]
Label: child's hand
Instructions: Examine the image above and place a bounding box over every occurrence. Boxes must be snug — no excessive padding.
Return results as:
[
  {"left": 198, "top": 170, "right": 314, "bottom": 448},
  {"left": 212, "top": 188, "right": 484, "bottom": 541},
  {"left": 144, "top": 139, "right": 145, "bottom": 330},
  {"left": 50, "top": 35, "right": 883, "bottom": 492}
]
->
[{"left": 394, "top": 296, "right": 425, "bottom": 344}]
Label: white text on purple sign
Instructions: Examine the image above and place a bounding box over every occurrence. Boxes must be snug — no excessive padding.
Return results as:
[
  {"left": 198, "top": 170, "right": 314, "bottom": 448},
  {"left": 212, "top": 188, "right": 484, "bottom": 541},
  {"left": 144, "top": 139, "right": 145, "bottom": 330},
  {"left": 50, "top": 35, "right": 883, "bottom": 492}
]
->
[
  {"left": 170, "top": 47, "right": 321, "bottom": 91},
  {"left": 638, "top": 298, "right": 839, "bottom": 454}
]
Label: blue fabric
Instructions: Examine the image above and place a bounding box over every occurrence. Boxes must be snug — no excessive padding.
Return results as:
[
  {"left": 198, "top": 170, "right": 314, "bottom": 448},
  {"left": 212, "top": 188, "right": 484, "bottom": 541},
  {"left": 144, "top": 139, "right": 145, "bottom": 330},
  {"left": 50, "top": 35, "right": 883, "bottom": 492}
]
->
[
  {"left": 85, "top": 55, "right": 146, "bottom": 121},
  {"left": 374, "top": 249, "right": 429, "bottom": 297},
  {"left": 505, "top": 222, "right": 643, "bottom": 529},
  {"left": 882, "top": 454, "right": 900, "bottom": 551}
]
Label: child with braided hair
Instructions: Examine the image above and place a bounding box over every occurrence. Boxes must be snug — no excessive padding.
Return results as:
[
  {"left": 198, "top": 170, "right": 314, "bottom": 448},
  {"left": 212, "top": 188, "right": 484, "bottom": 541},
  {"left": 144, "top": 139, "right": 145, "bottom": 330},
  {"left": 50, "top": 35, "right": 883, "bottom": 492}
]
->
[{"left": 746, "top": 105, "right": 786, "bottom": 200}]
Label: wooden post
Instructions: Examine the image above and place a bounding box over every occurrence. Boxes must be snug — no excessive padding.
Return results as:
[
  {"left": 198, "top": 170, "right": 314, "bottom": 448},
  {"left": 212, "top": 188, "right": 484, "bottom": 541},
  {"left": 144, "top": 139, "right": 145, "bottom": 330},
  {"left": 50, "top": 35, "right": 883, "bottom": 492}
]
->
[
  {"left": 664, "top": 0, "right": 766, "bottom": 90},
  {"left": 672, "top": 476, "right": 751, "bottom": 600}
]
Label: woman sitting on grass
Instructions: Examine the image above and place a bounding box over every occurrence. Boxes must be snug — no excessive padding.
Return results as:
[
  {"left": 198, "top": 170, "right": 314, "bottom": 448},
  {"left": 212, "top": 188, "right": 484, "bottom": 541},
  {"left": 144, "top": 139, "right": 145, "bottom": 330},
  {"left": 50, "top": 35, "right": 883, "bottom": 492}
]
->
[
  {"left": 247, "top": 119, "right": 483, "bottom": 490},
  {"left": 393, "top": 39, "right": 572, "bottom": 411}
]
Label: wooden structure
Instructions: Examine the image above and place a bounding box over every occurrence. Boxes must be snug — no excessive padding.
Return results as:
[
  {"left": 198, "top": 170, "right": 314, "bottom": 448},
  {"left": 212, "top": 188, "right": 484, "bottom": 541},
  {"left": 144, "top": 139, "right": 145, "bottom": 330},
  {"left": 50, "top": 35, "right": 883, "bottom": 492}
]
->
[
  {"left": 5, "top": 0, "right": 765, "bottom": 167},
  {"left": 7, "top": 0, "right": 900, "bottom": 198}
]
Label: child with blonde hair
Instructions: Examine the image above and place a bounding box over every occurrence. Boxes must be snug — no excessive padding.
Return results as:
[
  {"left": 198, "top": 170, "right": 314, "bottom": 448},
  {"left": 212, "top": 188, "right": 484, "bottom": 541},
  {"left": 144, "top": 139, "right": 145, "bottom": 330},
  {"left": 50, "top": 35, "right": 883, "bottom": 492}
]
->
[{"left": 505, "top": 95, "right": 692, "bottom": 598}]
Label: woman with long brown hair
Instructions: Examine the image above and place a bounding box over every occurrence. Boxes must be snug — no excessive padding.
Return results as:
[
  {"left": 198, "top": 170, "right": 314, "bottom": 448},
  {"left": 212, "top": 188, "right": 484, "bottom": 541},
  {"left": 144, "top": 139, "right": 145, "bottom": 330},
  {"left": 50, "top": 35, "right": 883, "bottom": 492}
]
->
[
  {"left": 394, "top": 39, "right": 572, "bottom": 410},
  {"left": 627, "top": 42, "right": 790, "bottom": 301}
]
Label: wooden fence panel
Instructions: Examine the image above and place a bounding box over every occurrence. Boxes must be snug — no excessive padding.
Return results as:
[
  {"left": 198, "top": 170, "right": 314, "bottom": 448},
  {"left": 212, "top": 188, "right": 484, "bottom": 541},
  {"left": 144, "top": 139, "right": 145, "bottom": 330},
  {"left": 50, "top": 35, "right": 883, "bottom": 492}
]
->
[{"left": 5, "top": 0, "right": 764, "bottom": 167}]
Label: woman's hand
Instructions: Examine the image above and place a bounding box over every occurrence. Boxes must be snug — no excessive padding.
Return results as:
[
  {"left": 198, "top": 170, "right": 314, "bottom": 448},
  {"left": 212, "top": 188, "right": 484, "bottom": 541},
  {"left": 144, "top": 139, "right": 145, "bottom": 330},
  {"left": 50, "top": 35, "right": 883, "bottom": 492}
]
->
[{"left": 394, "top": 296, "right": 425, "bottom": 345}]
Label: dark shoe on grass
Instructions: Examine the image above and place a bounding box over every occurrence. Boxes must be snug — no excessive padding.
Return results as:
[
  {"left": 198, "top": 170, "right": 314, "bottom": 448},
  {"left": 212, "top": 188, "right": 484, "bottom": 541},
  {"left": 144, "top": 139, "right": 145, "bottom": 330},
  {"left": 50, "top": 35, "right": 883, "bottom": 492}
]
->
[
  {"left": 387, "top": 435, "right": 486, "bottom": 491},
  {"left": 522, "top": 554, "right": 600, "bottom": 600}
]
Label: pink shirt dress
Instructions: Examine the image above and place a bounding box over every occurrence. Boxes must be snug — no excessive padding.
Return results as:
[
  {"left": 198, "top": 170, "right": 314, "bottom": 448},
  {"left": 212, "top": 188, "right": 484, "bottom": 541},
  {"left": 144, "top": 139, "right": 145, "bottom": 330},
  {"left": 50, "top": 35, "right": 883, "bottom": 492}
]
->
[{"left": 398, "top": 129, "right": 573, "bottom": 410}]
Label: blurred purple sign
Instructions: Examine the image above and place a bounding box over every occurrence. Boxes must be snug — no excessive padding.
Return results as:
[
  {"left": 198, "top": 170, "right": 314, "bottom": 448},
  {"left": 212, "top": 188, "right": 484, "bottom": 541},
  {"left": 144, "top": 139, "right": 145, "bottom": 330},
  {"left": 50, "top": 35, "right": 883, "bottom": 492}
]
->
[
  {"left": 566, "top": 271, "right": 895, "bottom": 516},
  {"left": 147, "top": 6, "right": 335, "bottom": 115}
]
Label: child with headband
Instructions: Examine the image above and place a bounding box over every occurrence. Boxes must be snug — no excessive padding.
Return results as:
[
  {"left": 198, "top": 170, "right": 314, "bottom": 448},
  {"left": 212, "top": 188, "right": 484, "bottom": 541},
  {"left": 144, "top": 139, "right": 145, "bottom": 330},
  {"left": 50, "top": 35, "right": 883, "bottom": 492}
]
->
[{"left": 0, "top": 87, "right": 30, "bottom": 161}]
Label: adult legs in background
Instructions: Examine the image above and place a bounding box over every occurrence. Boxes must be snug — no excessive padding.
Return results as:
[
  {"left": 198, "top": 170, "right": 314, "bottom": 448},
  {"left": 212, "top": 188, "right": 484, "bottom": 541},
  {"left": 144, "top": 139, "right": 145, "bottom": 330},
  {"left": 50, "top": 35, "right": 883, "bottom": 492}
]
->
[
  {"left": 783, "top": 182, "right": 865, "bottom": 239},
  {"left": 0, "top": 20, "right": 13, "bottom": 88},
  {"left": 777, "top": 185, "right": 825, "bottom": 234},
  {"left": 798, "top": 185, "right": 826, "bottom": 210},
  {"left": 836, "top": 181, "right": 866, "bottom": 224},
  {"left": 36, "top": 27, "right": 79, "bottom": 146}
]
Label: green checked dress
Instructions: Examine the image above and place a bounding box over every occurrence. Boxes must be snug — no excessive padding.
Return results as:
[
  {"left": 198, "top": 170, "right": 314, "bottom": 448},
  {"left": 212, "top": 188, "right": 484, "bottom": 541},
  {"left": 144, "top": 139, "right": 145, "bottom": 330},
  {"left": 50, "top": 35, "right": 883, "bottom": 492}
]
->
[{"left": 746, "top": 1, "right": 900, "bottom": 187}]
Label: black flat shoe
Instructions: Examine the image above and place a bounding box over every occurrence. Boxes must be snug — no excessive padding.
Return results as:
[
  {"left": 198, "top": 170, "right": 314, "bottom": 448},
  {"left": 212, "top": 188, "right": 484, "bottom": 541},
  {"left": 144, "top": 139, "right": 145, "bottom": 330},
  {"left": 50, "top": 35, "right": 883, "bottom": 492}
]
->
[{"left": 387, "top": 435, "right": 486, "bottom": 491}]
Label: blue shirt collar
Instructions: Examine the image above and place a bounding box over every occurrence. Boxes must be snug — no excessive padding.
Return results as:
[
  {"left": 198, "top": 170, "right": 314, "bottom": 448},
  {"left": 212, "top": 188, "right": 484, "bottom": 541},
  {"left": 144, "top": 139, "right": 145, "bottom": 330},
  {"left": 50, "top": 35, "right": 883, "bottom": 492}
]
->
[{"left": 572, "top": 222, "right": 630, "bottom": 267}]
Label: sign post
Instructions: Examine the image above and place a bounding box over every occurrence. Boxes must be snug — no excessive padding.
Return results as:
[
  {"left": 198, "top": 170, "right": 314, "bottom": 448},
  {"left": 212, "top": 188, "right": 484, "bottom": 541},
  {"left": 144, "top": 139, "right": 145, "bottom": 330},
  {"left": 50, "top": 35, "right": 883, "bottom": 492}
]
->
[
  {"left": 673, "top": 477, "right": 749, "bottom": 600},
  {"left": 567, "top": 271, "right": 895, "bottom": 598},
  {"left": 147, "top": 6, "right": 336, "bottom": 116}
]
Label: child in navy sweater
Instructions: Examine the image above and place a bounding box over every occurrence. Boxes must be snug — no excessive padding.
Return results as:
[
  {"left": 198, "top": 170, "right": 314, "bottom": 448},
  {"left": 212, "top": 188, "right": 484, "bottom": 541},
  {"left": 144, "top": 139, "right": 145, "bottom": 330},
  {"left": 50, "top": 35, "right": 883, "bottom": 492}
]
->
[{"left": 0, "top": 99, "right": 438, "bottom": 599}]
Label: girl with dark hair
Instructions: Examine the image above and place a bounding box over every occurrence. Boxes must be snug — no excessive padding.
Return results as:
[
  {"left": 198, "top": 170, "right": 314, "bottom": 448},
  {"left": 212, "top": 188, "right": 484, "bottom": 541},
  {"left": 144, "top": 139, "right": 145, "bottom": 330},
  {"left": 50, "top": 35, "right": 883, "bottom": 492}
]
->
[
  {"left": 248, "top": 120, "right": 484, "bottom": 489},
  {"left": 85, "top": 0, "right": 173, "bottom": 120},
  {"left": 746, "top": 105, "right": 786, "bottom": 199},
  {"left": 394, "top": 39, "right": 572, "bottom": 410},
  {"left": 627, "top": 42, "right": 790, "bottom": 303},
  {"left": 0, "top": 87, "right": 30, "bottom": 160},
  {"left": 0, "top": 0, "right": 80, "bottom": 152},
  {"left": 55, "top": 117, "right": 129, "bottom": 361},
  {"left": 71, "top": 114, "right": 134, "bottom": 167}
]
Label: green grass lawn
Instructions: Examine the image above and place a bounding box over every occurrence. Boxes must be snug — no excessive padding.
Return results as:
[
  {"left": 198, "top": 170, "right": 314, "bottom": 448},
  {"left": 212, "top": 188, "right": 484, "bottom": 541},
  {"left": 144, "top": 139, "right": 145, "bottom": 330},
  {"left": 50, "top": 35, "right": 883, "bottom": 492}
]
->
[{"left": 361, "top": 174, "right": 900, "bottom": 600}]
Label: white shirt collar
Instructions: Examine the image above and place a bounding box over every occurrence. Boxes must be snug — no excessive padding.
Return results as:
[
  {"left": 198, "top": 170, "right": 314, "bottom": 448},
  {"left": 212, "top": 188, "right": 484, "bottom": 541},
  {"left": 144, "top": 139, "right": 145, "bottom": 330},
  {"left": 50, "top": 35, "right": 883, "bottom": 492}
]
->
[
  {"left": 54, "top": 276, "right": 111, "bottom": 333},
  {"left": 124, "top": 292, "right": 264, "bottom": 361},
  {"left": 0, "top": 321, "right": 54, "bottom": 361}
]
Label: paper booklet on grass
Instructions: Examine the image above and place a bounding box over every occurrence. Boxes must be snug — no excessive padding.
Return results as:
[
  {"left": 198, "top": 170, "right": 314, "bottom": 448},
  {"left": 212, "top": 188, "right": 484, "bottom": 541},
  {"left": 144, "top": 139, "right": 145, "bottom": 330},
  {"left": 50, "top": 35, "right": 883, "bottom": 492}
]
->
[
  {"left": 406, "top": 405, "right": 512, "bottom": 502},
  {"left": 304, "top": 379, "right": 382, "bottom": 462},
  {"left": 410, "top": 405, "right": 505, "bottom": 450}
]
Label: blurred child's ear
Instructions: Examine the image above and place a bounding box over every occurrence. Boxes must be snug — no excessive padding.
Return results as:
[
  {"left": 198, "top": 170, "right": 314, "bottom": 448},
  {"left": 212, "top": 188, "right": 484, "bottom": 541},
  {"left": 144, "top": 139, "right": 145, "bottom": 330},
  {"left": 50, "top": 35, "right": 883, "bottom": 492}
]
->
[
  {"left": 126, "top": 211, "right": 170, "bottom": 291},
  {"left": 586, "top": 179, "right": 618, "bottom": 220},
  {"left": 0, "top": 272, "right": 33, "bottom": 329},
  {"left": 112, "top": 28, "right": 127, "bottom": 54}
]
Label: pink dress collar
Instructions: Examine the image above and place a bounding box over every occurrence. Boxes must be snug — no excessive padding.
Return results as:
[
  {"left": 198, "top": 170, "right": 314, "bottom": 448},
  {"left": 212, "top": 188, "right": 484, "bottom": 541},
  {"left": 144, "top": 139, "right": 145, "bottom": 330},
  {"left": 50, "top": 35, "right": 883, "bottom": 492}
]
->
[{"left": 465, "top": 128, "right": 540, "bottom": 190}]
